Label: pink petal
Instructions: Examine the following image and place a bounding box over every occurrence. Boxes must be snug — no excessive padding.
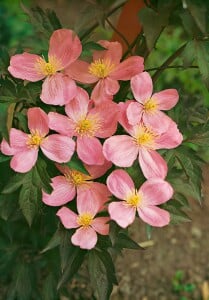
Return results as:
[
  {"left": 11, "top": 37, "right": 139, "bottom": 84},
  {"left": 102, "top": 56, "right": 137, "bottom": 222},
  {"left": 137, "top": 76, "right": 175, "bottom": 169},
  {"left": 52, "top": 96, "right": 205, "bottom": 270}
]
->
[
  {"left": 65, "top": 87, "right": 89, "bottom": 122},
  {"left": 77, "top": 136, "right": 105, "bottom": 165},
  {"left": 65, "top": 60, "right": 97, "bottom": 83},
  {"left": 48, "top": 29, "right": 82, "bottom": 69},
  {"left": 152, "top": 89, "right": 179, "bottom": 110},
  {"left": 90, "top": 101, "right": 119, "bottom": 138},
  {"left": 108, "top": 201, "right": 136, "bottom": 228},
  {"left": 48, "top": 112, "right": 75, "bottom": 137},
  {"left": 143, "top": 110, "right": 172, "bottom": 134},
  {"left": 155, "top": 120, "right": 183, "bottom": 149},
  {"left": 10, "top": 128, "right": 28, "bottom": 150},
  {"left": 78, "top": 182, "right": 111, "bottom": 210},
  {"left": 94, "top": 40, "right": 122, "bottom": 65},
  {"left": 92, "top": 217, "right": 110, "bottom": 235},
  {"left": 41, "top": 73, "right": 77, "bottom": 106},
  {"left": 107, "top": 169, "right": 134, "bottom": 200},
  {"left": 56, "top": 206, "right": 78, "bottom": 229},
  {"left": 8, "top": 53, "right": 45, "bottom": 82},
  {"left": 42, "top": 176, "right": 76, "bottom": 206},
  {"left": 10, "top": 149, "right": 38, "bottom": 173},
  {"left": 104, "top": 77, "right": 120, "bottom": 95},
  {"left": 84, "top": 159, "right": 112, "bottom": 179},
  {"left": 77, "top": 186, "right": 101, "bottom": 216},
  {"left": 91, "top": 80, "right": 113, "bottom": 105},
  {"left": 118, "top": 101, "right": 135, "bottom": 135},
  {"left": 1, "top": 139, "right": 16, "bottom": 155},
  {"left": 41, "top": 134, "right": 75, "bottom": 163},
  {"left": 103, "top": 135, "right": 138, "bottom": 167},
  {"left": 131, "top": 72, "right": 153, "bottom": 103},
  {"left": 126, "top": 102, "right": 143, "bottom": 125},
  {"left": 138, "top": 149, "right": 168, "bottom": 179},
  {"left": 137, "top": 206, "right": 170, "bottom": 227},
  {"left": 71, "top": 227, "right": 97, "bottom": 249},
  {"left": 27, "top": 107, "right": 49, "bottom": 136},
  {"left": 140, "top": 178, "right": 173, "bottom": 206},
  {"left": 110, "top": 56, "right": 144, "bottom": 80}
]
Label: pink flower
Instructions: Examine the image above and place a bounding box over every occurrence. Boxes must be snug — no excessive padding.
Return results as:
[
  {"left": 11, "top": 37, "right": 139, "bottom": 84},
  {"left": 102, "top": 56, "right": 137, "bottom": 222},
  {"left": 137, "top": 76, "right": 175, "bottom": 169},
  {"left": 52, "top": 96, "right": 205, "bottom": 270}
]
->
[
  {"left": 56, "top": 196, "right": 110, "bottom": 249},
  {"left": 8, "top": 29, "right": 82, "bottom": 105},
  {"left": 42, "top": 161, "right": 111, "bottom": 207},
  {"left": 48, "top": 87, "right": 119, "bottom": 165},
  {"left": 127, "top": 72, "right": 179, "bottom": 132},
  {"left": 107, "top": 169, "right": 172, "bottom": 228},
  {"left": 1, "top": 108, "right": 75, "bottom": 173},
  {"left": 103, "top": 102, "right": 183, "bottom": 179},
  {"left": 66, "top": 40, "right": 144, "bottom": 105}
]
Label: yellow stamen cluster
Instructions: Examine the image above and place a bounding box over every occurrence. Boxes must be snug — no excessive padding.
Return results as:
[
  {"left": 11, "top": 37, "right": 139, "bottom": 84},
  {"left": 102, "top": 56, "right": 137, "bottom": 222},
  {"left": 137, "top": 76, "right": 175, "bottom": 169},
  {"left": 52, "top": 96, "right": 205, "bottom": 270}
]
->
[
  {"left": 88, "top": 59, "right": 115, "bottom": 78},
  {"left": 134, "top": 125, "right": 157, "bottom": 149},
  {"left": 144, "top": 98, "right": 158, "bottom": 113},
  {"left": 126, "top": 190, "right": 142, "bottom": 207},
  {"left": 77, "top": 213, "right": 93, "bottom": 227},
  {"left": 75, "top": 117, "right": 100, "bottom": 137},
  {"left": 35, "top": 56, "right": 62, "bottom": 76},
  {"left": 65, "top": 170, "right": 90, "bottom": 186},
  {"left": 27, "top": 131, "right": 44, "bottom": 149}
]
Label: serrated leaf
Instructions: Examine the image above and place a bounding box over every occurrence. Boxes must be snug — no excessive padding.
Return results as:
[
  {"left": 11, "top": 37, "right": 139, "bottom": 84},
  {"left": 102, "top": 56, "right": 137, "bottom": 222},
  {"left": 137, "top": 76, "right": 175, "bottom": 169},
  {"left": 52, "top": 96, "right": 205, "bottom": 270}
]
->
[
  {"left": 96, "top": 250, "right": 118, "bottom": 285},
  {"left": 182, "top": 41, "right": 195, "bottom": 67},
  {"left": 42, "top": 273, "right": 58, "bottom": 300},
  {"left": 187, "top": 0, "right": 207, "bottom": 34},
  {"left": 14, "top": 263, "right": 33, "bottom": 300},
  {"left": 162, "top": 203, "right": 191, "bottom": 224},
  {"left": 88, "top": 250, "right": 115, "bottom": 300},
  {"left": 195, "top": 40, "right": 209, "bottom": 89},
  {"left": 33, "top": 158, "right": 52, "bottom": 193},
  {"left": 57, "top": 246, "right": 86, "bottom": 290}
]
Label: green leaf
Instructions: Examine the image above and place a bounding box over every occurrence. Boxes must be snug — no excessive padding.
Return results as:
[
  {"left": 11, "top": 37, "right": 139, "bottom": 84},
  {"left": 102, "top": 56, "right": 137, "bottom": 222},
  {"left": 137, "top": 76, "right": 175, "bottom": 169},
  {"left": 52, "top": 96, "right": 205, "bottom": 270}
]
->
[
  {"left": 42, "top": 273, "right": 58, "bottom": 300},
  {"left": 162, "top": 202, "right": 191, "bottom": 224},
  {"left": 57, "top": 246, "right": 86, "bottom": 289},
  {"left": 19, "top": 183, "right": 39, "bottom": 226},
  {"left": 182, "top": 41, "right": 195, "bottom": 67},
  {"left": 195, "top": 40, "right": 209, "bottom": 89},
  {"left": 186, "top": 0, "right": 207, "bottom": 34},
  {"left": 1, "top": 173, "right": 26, "bottom": 194},
  {"left": 115, "top": 233, "right": 142, "bottom": 250},
  {"left": 65, "top": 153, "right": 89, "bottom": 175},
  {"left": 14, "top": 263, "right": 33, "bottom": 300},
  {"left": 41, "top": 227, "right": 62, "bottom": 253},
  {"left": 0, "top": 153, "right": 10, "bottom": 163},
  {"left": 33, "top": 158, "right": 52, "bottom": 194},
  {"left": 88, "top": 250, "right": 117, "bottom": 300}
]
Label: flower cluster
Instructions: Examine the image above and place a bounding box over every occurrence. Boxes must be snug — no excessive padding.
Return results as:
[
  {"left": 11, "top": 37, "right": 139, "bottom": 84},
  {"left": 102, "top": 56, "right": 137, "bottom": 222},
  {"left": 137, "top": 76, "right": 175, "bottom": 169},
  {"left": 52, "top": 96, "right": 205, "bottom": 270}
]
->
[{"left": 1, "top": 29, "right": 183, "bottom": 249}]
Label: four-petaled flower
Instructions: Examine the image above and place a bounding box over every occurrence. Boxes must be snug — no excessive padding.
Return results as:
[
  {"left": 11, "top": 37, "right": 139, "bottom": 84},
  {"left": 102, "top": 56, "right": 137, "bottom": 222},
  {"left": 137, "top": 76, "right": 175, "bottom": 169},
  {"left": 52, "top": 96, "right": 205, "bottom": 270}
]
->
[
  {"left": 1, "top": 108, "right": 75, "bottom": 173},
  {"left": 107, "top": 169, "right": 173, "bottom": 228}
]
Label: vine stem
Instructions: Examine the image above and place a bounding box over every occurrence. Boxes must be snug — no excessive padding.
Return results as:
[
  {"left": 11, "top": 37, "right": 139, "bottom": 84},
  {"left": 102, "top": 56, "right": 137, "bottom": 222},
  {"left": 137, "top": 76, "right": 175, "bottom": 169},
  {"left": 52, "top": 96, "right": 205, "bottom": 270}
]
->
[
  {"left": 152, "top": 43, "right": 187, "bottom": 82},
  {"left": 145, "top": 65, "right": 198, "bottom": 72},
  {"left": 105, "top": 17, "right": 133, "bottom": 55},
  {"left": 80, "top": 1, "right": 126, "bottom": 41}
]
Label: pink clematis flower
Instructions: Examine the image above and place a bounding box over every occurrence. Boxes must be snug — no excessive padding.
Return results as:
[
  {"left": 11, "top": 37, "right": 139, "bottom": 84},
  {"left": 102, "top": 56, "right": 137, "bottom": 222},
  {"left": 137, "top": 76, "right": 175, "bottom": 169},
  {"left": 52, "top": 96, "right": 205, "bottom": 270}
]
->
[
  {"left": 56, "top": 196, "right": 110, "bottom": 249},
  {"left": 8, "top": 29, "right": 82, "bottom": 105},
  {"left": 127, "top": 72, "right": 179, "bottom": 131},
  {"left": 66, "top": 40, "right": 144, "bottom": 104},
  {"left": 107, "top": 169, "right": 173, "bottom": 228},
  {"left": 103, "top": 102, "right": 183, "bottom": 179},
  {"left": 48, "top": 87, "right": 119, "bottom": 165},
  {"left": 42, "top": 161, "right": 111, "bottom": 207},
  {"left": 1, "top": 108, "right": 75, "bottom": 173}
]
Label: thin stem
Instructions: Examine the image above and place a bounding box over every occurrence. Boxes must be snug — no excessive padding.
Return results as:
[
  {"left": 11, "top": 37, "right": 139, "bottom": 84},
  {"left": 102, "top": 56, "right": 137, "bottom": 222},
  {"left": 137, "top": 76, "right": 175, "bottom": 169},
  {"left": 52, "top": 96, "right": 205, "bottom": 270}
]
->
[
  {"left": 80, "top": 1, "right": 126, "bottom": 41},
  {"left": 152, "top": 43, "right": 187, "bottom": 82},
  {"left": 122, "top": 33, "right": 143, "bottom": 59},
  {"left": 145, "top": 65, "right": 198, "bottom": 72},
  {"left": 105, "top": 17, "right": 133, "bottom": 54}
]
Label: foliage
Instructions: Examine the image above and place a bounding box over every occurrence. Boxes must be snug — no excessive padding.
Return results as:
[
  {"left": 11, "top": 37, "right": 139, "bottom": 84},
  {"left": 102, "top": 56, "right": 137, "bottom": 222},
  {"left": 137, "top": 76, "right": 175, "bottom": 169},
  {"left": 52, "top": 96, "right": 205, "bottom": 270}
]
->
[{"left": 0, "top": 0, "right": 209, "bottom": 299}]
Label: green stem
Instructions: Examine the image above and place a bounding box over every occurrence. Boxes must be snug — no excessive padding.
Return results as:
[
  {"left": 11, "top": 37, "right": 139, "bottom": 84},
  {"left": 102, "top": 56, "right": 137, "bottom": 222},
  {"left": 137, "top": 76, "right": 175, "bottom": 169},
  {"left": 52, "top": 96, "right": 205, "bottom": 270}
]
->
[
  {"left": 145, "top": 65, "right": 198, "bottom": 72},
  {"left": 152, "top": 43, "right": 187, "bottom": 82}
]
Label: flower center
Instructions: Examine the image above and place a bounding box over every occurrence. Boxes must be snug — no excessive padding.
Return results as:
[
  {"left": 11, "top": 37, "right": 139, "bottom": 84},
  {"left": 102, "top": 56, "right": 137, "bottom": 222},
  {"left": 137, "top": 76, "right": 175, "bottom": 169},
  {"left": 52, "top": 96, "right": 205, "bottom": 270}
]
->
[
  {"left": 77, "top": 213, "right": 93, "bottom": 227},
  {"left": 144, "top": 98, "right": 158, "bottom": 113},
  {"left": 65, "top": 170, "right": 88, "bottom": 186},
  {"left": 75, "top": 117, "right": 100, "bottom": 137},
  {"left": 35, "top": 56, "right": 62, "bottom": 76},
  {"left": 134, "top": 125, "right": 157, "bottom": 149},
  {"left": 126, "top": 190, "right": 142, "bottom": 208},
  {"left": 27, "top": 132, "right": 44, "bottom": 149},
  {"left": 88, "top": 59, "right": 115, "bottom": 78}
]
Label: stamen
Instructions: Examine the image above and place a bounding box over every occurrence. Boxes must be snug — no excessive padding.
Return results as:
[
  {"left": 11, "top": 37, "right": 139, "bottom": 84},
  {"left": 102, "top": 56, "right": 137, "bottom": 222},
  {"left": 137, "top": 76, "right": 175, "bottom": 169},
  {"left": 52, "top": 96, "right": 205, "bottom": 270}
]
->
[
  {"left": 88, "top": 59, "right": 115, "bottom": 78},
  {"left": 125, "top": 190, "right": 142, "bottom": 207},
  {"left": 27, "top": 131, "right": 44, "bottom": 149},
  {"left": 75, "top": 117, "right": 100, "bottom": 137},
  {"left": 144, "top": 98, "right": 158, "bottom": 113},
  {"left": 134, "top": 125, "right": 157, "bottom": 149},
  {"left": 65, "top": 170, "right": 91, "bottom": 186},
  {"left": 35, "top": 56, "right": 62, "bottom": 76},
  {"left": 77, "top": 213, "right": 93, "bottom": 227}
]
